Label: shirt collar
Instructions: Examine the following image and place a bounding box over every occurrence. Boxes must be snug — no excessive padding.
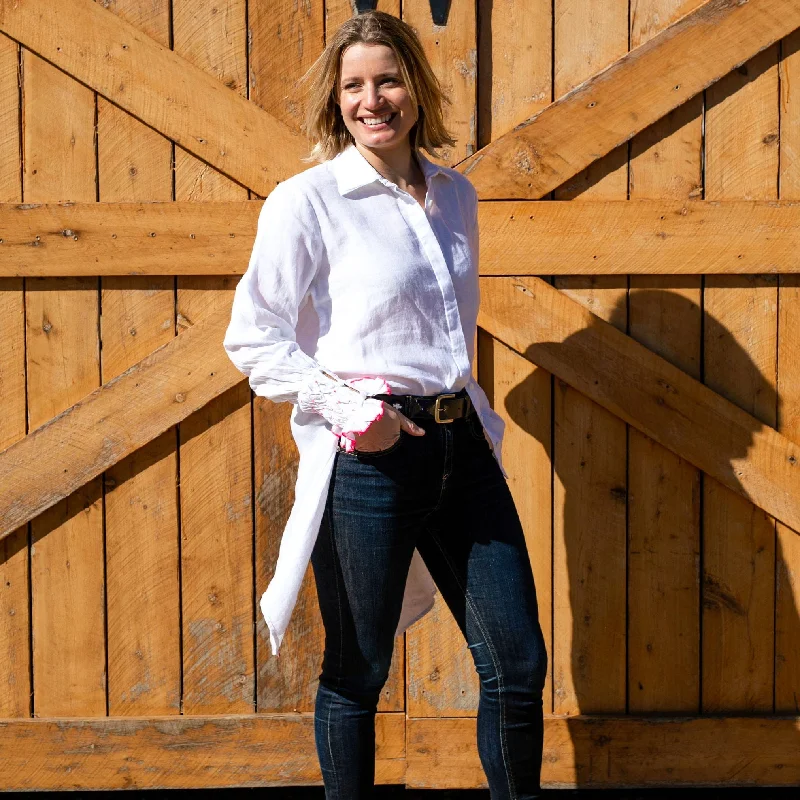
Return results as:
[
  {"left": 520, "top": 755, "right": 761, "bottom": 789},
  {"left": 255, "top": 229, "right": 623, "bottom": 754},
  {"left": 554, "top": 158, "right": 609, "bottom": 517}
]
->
[{"left": 330, "top": 142, "right": 451, "bottom": 196}]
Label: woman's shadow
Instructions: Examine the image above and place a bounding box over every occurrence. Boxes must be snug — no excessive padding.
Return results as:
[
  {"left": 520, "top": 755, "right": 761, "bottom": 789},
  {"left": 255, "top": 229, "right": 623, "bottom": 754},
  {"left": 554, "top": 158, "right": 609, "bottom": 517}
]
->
[{"left": 499, "top": 286, "right": 800, "bottom": 785}]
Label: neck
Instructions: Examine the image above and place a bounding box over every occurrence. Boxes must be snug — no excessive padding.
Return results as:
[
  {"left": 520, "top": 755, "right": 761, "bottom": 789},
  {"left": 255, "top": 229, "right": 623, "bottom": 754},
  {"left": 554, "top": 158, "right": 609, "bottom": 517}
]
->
[{"left": 354, "top": 140, "right": 421, "bottom": 187}]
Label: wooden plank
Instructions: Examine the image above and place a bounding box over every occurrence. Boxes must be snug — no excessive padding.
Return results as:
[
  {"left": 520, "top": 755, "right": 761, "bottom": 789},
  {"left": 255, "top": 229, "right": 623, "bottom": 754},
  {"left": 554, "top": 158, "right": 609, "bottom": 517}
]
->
[
  {"left": 325, "top": 0, "right": 401, "bottom": 35},
  {"left": 702, "top": 44, "right": 779, "bottom": 713},
  {"left": 0, "top": 0, "right": 306, "bottom": 196},
  {"left": 0, "top": 308, "right": 240, "bottom": 538},
  {"left": 474, "top": 0, "right": 554, "bottom": 718},
  {"left": 476, "top": 276, "right": 800, "bottom": 537},
  {"left": 404, "top": 0, "right": 480, "bottom": 720},
  {"left": 97, "top": 0, "right": 180, "bottom": 717},
  {"left": 407, "top": 715, "right": 800, "bottom": 789},
  {"left": 457, "top": 0, "right": 800, "bottom": 199},
  {"left": 12, "top": 198, "right": 800, "bottom": 277},
  {"left": 0, "top": 200, "right": 259, "bottom": 277},
  {"left": 403, "top": 0, "right": 477, "bottom": 163},
  {"left": 23, "top": 48, "right": 105, "bottom": 717},
  {"left": 551, "top": 0, "right": 628, "bottom": 717},
  {"left": 627, "top": 0, "right": 704, "bottom": 714},
  {"left": 0, "top": 28, "right": 26, "bottom": 718},
  {"left": 249, "top": 0, "right": 340, "bottom": 718},
  {"left": 171, "top": 0, "right": 253, "bottom": 715},
  {"left": 0, "top": 712, "right": 406, "bottom": 789},
  {"left": 776, "top": 28, "right": 800, "bottom": 714}
]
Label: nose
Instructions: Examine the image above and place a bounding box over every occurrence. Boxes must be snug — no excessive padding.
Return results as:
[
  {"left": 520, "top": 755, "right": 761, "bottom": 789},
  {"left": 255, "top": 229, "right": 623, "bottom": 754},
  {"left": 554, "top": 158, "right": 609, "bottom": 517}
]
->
[{"left": 362, "top": 80, "right": 385, "bottom": 110}]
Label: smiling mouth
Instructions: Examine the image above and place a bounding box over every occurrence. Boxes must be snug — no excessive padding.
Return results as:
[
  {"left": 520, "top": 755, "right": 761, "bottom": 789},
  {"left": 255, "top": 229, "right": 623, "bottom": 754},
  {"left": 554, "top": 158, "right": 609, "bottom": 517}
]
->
[{"left": 359, "top": 112, "right": 397, "bottom": 127}]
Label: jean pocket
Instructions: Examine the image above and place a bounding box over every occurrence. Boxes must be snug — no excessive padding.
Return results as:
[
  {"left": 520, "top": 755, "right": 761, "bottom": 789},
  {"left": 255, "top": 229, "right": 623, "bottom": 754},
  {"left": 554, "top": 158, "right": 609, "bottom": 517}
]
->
[
  {"left": 342, "top": 429, "right": 405, "bottom": 458},
  {"left": 467, "top": 413, "right": 488, "bottom": 443}
]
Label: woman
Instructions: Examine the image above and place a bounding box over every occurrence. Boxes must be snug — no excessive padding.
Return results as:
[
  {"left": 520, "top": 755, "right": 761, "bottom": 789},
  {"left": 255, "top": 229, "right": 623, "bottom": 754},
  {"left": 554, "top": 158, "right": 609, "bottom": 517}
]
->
[{"left": 223, "top": 11, "right": 547, "bottom": 799}]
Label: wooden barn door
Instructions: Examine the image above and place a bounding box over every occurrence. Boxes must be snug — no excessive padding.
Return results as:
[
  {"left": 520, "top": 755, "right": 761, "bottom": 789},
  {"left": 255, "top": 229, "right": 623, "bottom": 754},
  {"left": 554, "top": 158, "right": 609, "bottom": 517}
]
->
[{"left": 1, "top": 0, "right": 800, "bottom": 791}]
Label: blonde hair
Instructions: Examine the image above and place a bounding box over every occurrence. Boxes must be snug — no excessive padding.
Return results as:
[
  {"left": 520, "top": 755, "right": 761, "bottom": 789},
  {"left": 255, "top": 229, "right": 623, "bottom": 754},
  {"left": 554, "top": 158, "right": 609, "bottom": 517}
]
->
[{"left": 299, "top": 10, "right": 456, "bottom": 163}]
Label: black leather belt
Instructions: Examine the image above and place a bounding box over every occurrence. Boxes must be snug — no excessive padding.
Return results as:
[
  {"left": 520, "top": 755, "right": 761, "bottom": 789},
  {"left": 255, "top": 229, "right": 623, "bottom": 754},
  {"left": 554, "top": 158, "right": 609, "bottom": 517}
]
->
[{"left": 373, "top": 387, "right": 474, "bottom": 423}]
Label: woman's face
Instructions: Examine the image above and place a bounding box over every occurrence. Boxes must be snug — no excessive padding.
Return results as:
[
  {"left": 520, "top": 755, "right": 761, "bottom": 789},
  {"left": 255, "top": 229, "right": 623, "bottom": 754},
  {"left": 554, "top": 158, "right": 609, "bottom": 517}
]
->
[{"left": 337, "top": 43, "right": 418, "bottom": 154}]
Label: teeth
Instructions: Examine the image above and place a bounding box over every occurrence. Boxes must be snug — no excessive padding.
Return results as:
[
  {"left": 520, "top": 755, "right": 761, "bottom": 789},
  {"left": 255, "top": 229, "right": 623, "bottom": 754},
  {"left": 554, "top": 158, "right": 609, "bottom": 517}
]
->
[{"left": 361, "top": 113, "right": 392, "bottom": 126}]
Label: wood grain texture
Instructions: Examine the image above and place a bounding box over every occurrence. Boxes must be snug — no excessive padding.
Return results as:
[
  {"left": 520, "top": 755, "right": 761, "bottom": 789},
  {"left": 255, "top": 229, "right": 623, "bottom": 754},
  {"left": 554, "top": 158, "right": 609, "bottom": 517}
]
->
[
  {"left": 13, "top": 199, "right": 800, "bottom": 277},
  {"left": 0, "top": 712, "right": 406, "bottom": 789},
  {"left": 457, "top": 0, "right": 800, "bottom": 199},
  {"left": 776, "top": 28, "right": 800, "bottom": 714},
  {"left": 404, "top": 0, "right": 480, "bottom": 719},
  {"left": 477, "top": 276, "right": 800, "bottom": 537},
  {"left": 703, "top": 44, "right": 779, "bottom": 713},
  {"left": 0, "top": 200, "right": 260, "bottom": 277},
  {"left": 23, "top": 48, "right": 105, "bottom": 717},
  {"left": 0, "top": 308, "right": 241, "bottom": 538},
  {"left": 403, "top": 0, "right": 477, "bottom": 163},
  {"left": 97, "top": 0, "right": 180, "bottom": 719},
  {"left": 552, "top": 0, "right": 628, "bottom": 717},
  {"left": 0, "top": 27, "right": 25, "bottom": 718},
  {"left": 172, "top": 0, "right": 254, "bottom": 716},
  {"left": 0, "top": 0, "right": 306, "bottom": 196},
  {"left": 627, "top": 0, "right": 704, "bottom": 714},
  {"left": 326, "top": 0, "right": 401, "bottom": 36},
  {"left": 407, "top": 715, "right": 800, "bottom": 789}
]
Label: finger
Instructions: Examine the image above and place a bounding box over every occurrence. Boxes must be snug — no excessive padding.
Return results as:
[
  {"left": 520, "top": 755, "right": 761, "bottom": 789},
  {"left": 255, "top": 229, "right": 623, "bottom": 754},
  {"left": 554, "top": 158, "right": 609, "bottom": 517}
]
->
[{"left": 396, "top": 411, "right": 425, "bottom": 436}]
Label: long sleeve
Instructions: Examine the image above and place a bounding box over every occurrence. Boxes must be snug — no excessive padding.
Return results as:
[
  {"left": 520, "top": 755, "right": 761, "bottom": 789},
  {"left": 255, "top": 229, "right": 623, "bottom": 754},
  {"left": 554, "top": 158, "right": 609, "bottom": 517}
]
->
[{"left": 223, "top": 182, "right": 388, "bottom": 447}]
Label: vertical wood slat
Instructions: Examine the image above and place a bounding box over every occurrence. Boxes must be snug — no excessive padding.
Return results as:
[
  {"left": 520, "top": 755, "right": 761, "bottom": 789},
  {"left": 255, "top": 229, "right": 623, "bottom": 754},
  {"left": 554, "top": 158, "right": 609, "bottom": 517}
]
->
[
  {"left": 627, "top": 0, "right": 704, "bottom": 714},
  {"left": 325, "top": 0, "right": 401, "bottom": 35},
  {"left": 702, "top": 45, "right": 779, "bottom": 714},
  {"left": 552, "top": 0, "right": 628, "bottom": 717},
  {"left": 477, "top": 0, "right": 554, "bottom": 717},
  {"left": 249, "top": 0, "right": 337, "bottom": 716},
  {"left": 97, "top": 0, "right": 181, "bottom": 717},
  {"left": 0, "top": 30, "right": 27, "bottom": 719},
  {"left": 23, "top": 50, "right": 104, "bottom": 717},
  {"left": 776, "top": 28, "right": 800, "bottom": 714},
  {"left": 404, "top": 0, "right": 480, "bottom": 718},
  {"left": 172, "top": 0, "right": 254, "bottom": 716}
]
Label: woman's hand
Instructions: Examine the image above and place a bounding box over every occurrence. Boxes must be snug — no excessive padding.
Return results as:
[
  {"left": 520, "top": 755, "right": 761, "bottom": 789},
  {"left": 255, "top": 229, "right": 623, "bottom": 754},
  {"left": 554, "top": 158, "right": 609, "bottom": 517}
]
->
[{"left": 353, "top": 402, "right": 425, "bottom": 452}]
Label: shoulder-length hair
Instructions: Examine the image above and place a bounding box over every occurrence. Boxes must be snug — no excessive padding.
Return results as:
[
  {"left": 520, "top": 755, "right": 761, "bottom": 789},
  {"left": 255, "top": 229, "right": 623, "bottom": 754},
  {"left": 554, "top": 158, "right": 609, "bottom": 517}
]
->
[{"left": 299, "top": 10, "right": 456, "bottom": 163}]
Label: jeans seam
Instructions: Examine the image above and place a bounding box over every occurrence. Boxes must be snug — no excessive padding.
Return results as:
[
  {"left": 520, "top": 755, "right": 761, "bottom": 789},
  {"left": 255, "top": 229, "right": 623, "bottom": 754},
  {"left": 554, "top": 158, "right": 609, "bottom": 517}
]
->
[
  {"left": 326, "top": 507, "right": 343, "bottom": 796},
  {"left": 424, "top": 525, "right": 517, "bottom": 800}
]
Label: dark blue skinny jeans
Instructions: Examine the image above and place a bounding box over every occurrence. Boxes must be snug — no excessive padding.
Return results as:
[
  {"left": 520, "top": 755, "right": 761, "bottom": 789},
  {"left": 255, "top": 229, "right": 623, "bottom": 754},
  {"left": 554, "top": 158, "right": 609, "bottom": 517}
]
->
[{"left": 310, "top": 409, "right": 548, "bottom": 799}]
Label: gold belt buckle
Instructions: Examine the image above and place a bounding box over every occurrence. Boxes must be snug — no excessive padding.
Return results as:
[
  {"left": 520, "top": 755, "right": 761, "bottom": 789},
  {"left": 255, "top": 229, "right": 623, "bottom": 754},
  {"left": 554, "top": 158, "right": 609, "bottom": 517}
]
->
[{"left": 434, "top": 393, "right": 456, "bottom": 423}]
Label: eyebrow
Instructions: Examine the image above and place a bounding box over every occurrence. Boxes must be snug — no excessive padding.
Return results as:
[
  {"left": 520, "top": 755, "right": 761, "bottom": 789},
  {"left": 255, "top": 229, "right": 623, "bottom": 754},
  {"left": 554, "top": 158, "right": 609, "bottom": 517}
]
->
[{"left": 340, "top": 71, "right": 401, "bottom": 83}]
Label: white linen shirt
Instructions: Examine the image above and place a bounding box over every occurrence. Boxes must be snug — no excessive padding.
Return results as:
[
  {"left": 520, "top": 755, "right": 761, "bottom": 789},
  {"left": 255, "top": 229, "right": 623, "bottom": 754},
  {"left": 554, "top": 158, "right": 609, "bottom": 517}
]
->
[{"left": 223, "top": 142, "right": 507, "bottom": 657}]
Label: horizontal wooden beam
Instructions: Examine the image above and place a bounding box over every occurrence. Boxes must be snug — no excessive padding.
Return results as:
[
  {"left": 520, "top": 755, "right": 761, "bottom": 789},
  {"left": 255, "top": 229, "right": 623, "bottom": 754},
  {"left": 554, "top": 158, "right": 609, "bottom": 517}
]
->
[
  {"left": 0, "top": 713, "right": 405, "bottom": 790},
  {"left": 0, "top": 201, "right": 259, "bottom": 277},
  {"left": 408, "top": 716, "right": 800, "bottom": 789},
  {"left": 478, "top": 277, "right": 800, "bottom": 533},
  {"left": 0, "top": 713, "right": 796, "bottom": 790},
  {"left": 6, "top": 200, "right": 800, "bottom": 277},
  {"left": 479, "top": 199, "right": 800, "bottom": 275},
  {"left": 0, "top": 309, "right": 238, "bottom": 538},
  {"left": 0, "top": 0, "right": 307, "bottom": 196},
  {"left": 457, "top": 0, "right": 800, "bottom": 199}
]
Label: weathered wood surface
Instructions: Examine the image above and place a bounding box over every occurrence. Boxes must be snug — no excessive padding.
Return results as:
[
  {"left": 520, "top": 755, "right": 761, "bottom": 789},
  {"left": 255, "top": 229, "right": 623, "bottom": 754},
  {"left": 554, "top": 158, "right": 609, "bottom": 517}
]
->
[
  {"left": 407, "top": 715, "right": 800, "bottom": 789},
  {"left": 0, "top": 0, "right": 306, "bottom": 197},
  {"left": 627, "top": 0, "right": 703, "bottom": 714},
  {"left": 11, "top": 198, "right": 800, "bottom": 277},
  {"left": 550, "top": 0, "right": 628, "bottom": 718},
  {"left": 702, "top": 39, "right": 779, "bottom": 713},
  {"left": 98, "top": 0, "right": 181, "bottom": 718},
  {"left": 0, "top": 308, "right": 240, "bottom": 538},
  {"left": 458, "top": 0, "right": 800, "bottom": 198},
  {"left": 0, "top": 201, "right": 259, "bottom": 277},
  {"left": 0, "top": 713, "right": 406, "bottom": 789},
  {"left": 477, "top": 276, "right": 800, "bottom": 534}
]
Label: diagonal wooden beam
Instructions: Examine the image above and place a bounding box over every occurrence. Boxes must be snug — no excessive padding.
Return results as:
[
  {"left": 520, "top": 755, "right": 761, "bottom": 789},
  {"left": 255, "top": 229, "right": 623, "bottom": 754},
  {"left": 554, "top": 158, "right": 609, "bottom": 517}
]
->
[
  {"left": 457, "top": 0, "right": 800, "bottom": 199},
  {"left": 2, "top": 274, "right": 799, "bottom": 540},
  {"left": 7, "top": 199, "right": 800, "bottom": 277},
  {"left": 0, "top": 308, "right": 239, "bottom": 538},
  {"left": 478, "top": 276, "right": 800, "bottom": 532},
  {"left": 0, "top": 0, "right": 307, "bottom": 196}
]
